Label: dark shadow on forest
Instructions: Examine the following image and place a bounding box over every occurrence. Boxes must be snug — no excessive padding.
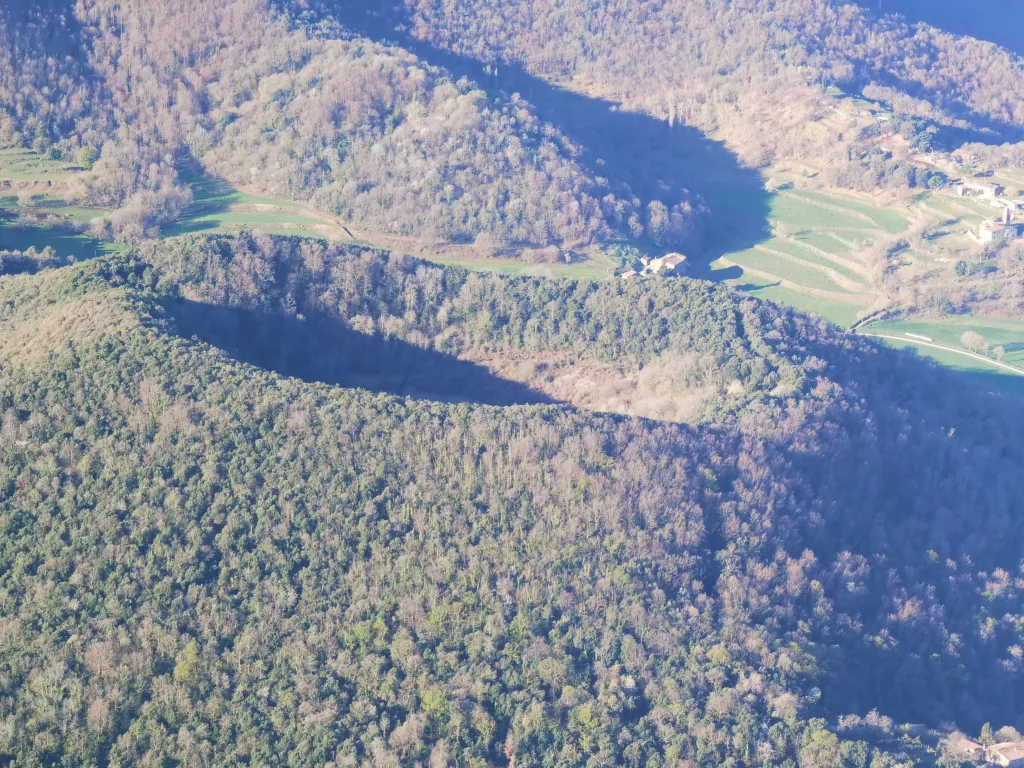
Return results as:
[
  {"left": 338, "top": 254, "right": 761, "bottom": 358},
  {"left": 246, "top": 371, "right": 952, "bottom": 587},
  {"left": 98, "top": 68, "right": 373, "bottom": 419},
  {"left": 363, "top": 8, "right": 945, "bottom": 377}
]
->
[
  {"left": 852, "top": 0, "right": 1024, "bottom": 59},
  {"left": 850, "top": 1, "right": 1024, "bottom": 145},
  {"left": 775, "top": 335, "right": 1024, "bottom": 727},
  {"left": 315, "top": 1, "right": 772, "bottom": 263},
  {"left": 164, "top": 299, "right": 557, "bottom": 406}
]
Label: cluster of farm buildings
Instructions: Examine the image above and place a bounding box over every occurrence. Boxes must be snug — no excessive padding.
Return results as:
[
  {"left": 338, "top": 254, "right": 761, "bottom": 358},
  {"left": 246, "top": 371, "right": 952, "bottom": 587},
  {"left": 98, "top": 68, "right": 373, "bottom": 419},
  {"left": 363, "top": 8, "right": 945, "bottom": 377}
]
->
[
  {"left": 953, "top": 736, "right": 1024, "bottom": 768},
  {"left": 955, "top": 180, "right": 1023, "bottom": 245},
  {"left": 620, "top": 253, "right": 688, "bottom": 279}
]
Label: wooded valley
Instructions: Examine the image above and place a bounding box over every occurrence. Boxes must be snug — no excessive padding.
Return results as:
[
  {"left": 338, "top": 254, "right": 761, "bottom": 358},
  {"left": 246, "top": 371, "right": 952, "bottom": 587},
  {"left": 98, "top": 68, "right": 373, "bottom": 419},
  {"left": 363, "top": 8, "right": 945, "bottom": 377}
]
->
[{"left": 3, "top": 1, "right": 1024, "bottom": 765}]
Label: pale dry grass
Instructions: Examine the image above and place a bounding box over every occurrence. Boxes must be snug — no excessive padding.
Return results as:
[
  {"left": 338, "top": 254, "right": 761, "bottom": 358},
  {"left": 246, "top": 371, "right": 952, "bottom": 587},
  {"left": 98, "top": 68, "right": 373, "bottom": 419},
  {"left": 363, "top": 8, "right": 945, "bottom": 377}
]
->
[{"left": 468, "top": 350, "right": 728, "bottom": 423}]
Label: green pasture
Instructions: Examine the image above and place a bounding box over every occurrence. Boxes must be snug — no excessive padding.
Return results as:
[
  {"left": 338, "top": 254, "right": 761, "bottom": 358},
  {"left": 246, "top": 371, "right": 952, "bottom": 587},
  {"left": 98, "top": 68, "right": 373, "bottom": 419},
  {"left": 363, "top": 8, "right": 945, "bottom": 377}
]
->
[
  {"left": 0, "top": 147, "right": 81, "bottom": 180},
  {"left": 0, "top": 190, "right": 115, "bottom": 261},
  {"left": 763, "top": 239, "right": 868, "bottom": 285},
  {"left": 0, "top": 223, "right": 120, "bottom": 261},
  {"left": 788, "top": 189, "right": 908, "bottom": 234},
  {"left": 163, "top": 173, "right": 322, "bottom": 238},
  {"left": 715, "top": 268, "right": 864, "bottom": 327},
  {"left": 768, "top": 193, "right": 881, "bottom": 231},
  {"left": 791, "top": 231, "right": 855, "bottom": 256},
  {"left": 725, "top": 247, "right": 855, "bottom": 294},
  {"left": 865, "top": 317, "right": 1024, "bottom": 369},
  {"left": 871, "top": 337, "right": 1024, "bottom": 397}
]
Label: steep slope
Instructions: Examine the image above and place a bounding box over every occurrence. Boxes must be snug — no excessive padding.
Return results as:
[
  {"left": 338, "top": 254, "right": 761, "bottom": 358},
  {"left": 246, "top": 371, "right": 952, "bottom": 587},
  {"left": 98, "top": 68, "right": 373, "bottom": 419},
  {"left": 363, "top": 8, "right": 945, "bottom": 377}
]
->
[
  {"left": 0, "top": 0, "right": 693, "bottom": 249},
  {"left": 368, "top": 0, "right": 1024, "bottom": 161},
  {"left": 1, "top": 238, "right": 1023, "bottom": 765}
]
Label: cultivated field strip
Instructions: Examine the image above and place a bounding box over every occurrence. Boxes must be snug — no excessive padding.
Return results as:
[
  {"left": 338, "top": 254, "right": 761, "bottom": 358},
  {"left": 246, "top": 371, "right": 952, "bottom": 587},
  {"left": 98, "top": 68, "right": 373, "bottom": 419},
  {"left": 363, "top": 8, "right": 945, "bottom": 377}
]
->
[
  {"left": 774, "top": 238, "right": 872, "bottom": 279},
  {"left": 753, "top": 243, "right": 867, "bottom": 291},
  {"left": 788, "top": 189, "right": 909, "bottom": 234},
  {"left": 714, "top": 189, "right": 916, "bottom": 326}
]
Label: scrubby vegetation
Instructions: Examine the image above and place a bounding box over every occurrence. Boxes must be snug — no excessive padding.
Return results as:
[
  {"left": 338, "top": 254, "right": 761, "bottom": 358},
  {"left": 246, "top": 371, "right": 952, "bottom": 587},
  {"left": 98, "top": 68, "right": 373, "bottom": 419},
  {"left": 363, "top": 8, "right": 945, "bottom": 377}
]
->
[{"left": 1, "top": 235, "right": 1023, "bottom": 765}]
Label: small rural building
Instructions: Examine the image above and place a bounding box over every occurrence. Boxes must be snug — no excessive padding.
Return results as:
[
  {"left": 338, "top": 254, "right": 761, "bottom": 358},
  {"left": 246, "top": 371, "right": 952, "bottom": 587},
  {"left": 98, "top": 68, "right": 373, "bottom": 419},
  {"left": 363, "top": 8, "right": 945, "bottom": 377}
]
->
[
  {"left": 957, "top": 180, "right": 1006, "bottom": 198},
  {"left": 986, "top": 742, "right": 1024, "bottom": 768},
  {"left": 952, "top": 148, "right": 980, "bottom": 165},
  {"left": 647, "top": 253, "right": 689, "bottom": 275},
  {"left": 620, "top": 270, "right": 639, "bottom": 279},
  {"left": 952, "top": 737, "right": 985, "bottom": 760},
  {"left": 980, "top": 208, "right": 1020, "bottom": 244}
]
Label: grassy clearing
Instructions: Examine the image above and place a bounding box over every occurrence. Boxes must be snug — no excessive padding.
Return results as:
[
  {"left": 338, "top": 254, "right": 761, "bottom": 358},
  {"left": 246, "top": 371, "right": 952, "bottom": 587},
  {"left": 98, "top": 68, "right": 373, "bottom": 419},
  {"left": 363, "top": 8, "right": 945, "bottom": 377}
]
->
[
  {"left": 873, "top": 337, "right": 1024, "bottom": 397},
  {"left": 865, "top": 317, "right": 1024, "bottom": 369},
  {"left": 0, "top": 190, "right": 116, "bottom": 261},
  {"left": 164, "top": 173, "right": 324, "bottom": 239},
  {"left": 0, "top": 223, "right": 120, "bottom": 261},
  {"left": 789, "top": 189, "right": 909, "bottom": 234},
  {"left": 792, "top": 231, "right": 855, "bottom": 256},
  {"left": 0, "top": 148, "right": 81, "bottom": 181},
  {"left": 180, "top": 171, "right": 304, "bottom": 210},
  {"left": 921, "top": 195, "right": 998, "bottom": 226},
  {"left": 725, "top": 246, "right": 856, "bottom": 294},
  {"left": 715, "top": 268, "right": 863, "bottom": 327},
  {"left": 167, "top": 210, "right": 326, "bottom": 234},
  {"left": 764, "top": 239, "right": 869, "bottom": 284},
  {"left": 991, "top": 169, "right": 1024, "bottom": 190},
  {"left": 710, "top": 186, "right": 903, "bottom": 327},
  {"left": 769, "top": 193, "right": 880, "bottom": 230}
]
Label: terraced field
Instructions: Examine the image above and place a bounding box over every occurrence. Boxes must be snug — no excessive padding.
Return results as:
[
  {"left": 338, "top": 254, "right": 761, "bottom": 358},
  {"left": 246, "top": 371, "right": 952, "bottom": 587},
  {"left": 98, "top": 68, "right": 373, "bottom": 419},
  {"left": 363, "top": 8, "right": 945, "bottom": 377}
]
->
[
  {"left": 712, "top": 189, "right": 904, "bottom": 327},
  {"left": 0, "top": 149, "right": 116, "bottom": 260},
  {"left": 0, "top": 147, "right": 81, "bottom": 181},
  {"left": 789, "top": 189, "right": 909, "bottom": 234},
  {"left": 718, "top": 270, "right": 866, "bottom": 328}
]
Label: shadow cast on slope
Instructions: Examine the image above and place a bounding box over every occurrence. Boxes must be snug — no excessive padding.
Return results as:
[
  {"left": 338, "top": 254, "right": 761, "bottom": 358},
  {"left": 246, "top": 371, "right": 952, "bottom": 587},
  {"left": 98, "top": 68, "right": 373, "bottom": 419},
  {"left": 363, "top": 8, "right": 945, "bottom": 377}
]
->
[
  {"left": 853, "top": 0, "right": 1024, "bottom": 60},
  {"left": 317, "top": 1, "right": 771, "bottom": 263},
  {"left": 164, "top": 299, "right": 557, "bottom": 406},
  {"left": 773, "top": 333, "right": 1024, "bottom": 728},
  {"left": 849, "top": 1, "right": 1024, "bottom": 144}
]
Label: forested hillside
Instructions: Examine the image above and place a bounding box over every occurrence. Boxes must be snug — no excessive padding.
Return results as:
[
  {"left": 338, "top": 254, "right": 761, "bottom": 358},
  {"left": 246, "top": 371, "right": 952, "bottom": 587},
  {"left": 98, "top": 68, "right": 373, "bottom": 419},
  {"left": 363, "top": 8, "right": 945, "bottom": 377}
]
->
[
  {"left": 1, "top": 235, "right": 1023, "bottom": 765},
  {"left": 8, "top": 0, "right": 1024, "bottom": 257},
  {"left": 370, "top": 0, "right": 1024, "bottom": 164},
  {"left": 5, "top": 0, "right": 1024, "bottom": 763},
  {"left": 0, "top": 0, "right": 695, "bottom": 250}
]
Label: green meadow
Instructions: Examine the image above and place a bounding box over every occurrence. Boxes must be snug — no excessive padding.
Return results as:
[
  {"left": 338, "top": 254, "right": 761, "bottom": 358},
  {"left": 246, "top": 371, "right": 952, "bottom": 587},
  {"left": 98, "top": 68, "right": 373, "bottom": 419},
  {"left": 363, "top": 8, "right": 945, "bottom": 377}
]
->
[
  {"left": 865, "top": 317, "right": 1024, "bottom": 370},
  {"left": 711, "top": 189, "right": 906, "bottom": 328}
]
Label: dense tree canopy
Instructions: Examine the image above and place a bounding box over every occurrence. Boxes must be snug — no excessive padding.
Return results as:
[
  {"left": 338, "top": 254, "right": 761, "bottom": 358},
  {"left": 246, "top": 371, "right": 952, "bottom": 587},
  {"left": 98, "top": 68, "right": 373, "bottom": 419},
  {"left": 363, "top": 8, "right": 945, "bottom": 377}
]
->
[
  {"left": 391, "top": 0, "right": 1024, "bottom": 146},
  {"left": 0, "top": 0, "right": 693, "bottom": 249},
  {"left": 0, "top": 235, "right": 1022, "bottom": 765}
]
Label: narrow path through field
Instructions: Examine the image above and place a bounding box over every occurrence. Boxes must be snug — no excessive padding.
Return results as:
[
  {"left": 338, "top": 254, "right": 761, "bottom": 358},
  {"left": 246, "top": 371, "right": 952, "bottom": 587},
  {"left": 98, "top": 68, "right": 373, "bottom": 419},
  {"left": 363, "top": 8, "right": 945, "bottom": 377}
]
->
[{"left": 857, "top": 331, "right": 1024, "bottom": 376}]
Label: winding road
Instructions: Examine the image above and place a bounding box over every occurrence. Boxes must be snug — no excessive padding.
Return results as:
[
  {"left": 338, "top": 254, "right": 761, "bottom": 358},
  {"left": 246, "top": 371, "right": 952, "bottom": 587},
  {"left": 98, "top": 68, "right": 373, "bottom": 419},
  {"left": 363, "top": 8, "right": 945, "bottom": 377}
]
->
[{"left": 857, "top": 331, "right": 1024, "bottom": 377}]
